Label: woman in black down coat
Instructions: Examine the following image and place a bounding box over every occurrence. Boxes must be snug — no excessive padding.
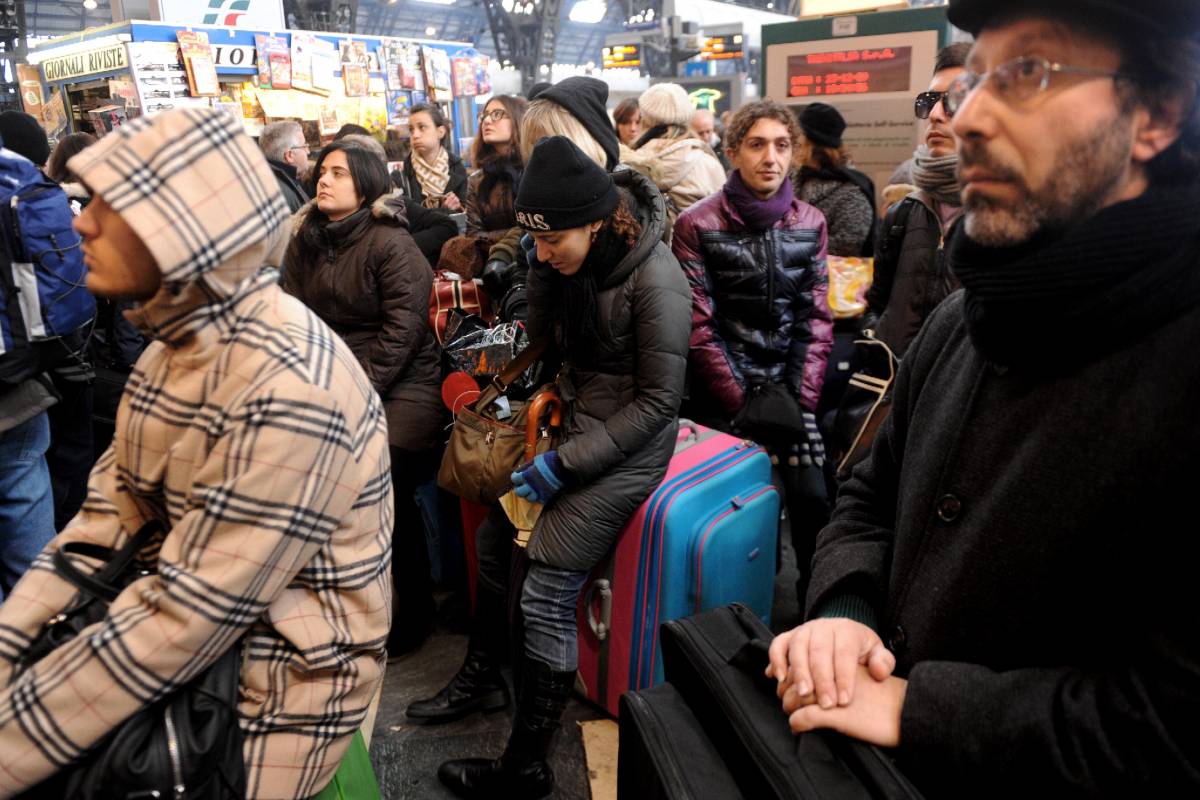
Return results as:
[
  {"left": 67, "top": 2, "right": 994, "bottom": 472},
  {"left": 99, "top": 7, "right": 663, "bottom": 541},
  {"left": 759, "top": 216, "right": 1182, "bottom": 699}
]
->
[{"left": 437, "top": 136, "right": 691, "bottom": 798}]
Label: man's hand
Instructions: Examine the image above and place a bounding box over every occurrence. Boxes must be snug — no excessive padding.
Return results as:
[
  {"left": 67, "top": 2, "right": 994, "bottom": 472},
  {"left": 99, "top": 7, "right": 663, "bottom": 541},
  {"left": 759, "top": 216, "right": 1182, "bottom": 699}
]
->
[
  {"left": 766, "top": 618, "right": 895, "bottom": 710},
  {"left": 788, "top": 666, "right": 907, "bottom": 748}
]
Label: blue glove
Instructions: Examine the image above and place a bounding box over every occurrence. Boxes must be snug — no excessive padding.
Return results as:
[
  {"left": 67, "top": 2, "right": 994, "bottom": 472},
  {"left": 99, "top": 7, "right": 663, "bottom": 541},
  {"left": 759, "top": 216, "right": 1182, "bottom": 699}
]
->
[{"left": 511, "top": 451, "right": 569, "bottom": 505}]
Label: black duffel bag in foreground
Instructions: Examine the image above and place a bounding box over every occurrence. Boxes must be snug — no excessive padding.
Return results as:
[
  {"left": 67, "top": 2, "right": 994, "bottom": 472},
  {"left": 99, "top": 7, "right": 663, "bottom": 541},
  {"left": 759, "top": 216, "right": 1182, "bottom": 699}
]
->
[
  {"left": 660, "top": 603, "right": 923, "bottom": 800},
  {"left": 619, "top": 680, "right": 746, "bottom": 800},
  {"left": 14, "top": 521, "right": 245, "bottom": 800}
]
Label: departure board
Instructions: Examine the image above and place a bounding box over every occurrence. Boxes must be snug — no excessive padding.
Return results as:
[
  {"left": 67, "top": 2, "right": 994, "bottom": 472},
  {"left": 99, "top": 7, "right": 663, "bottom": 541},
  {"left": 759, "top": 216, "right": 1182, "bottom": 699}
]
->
[
  {"left": 602, "top": 44, "right": 642, "bottom": 70},
  {"left": 787, "top": 46, "right": 912, "bottom": 97}
]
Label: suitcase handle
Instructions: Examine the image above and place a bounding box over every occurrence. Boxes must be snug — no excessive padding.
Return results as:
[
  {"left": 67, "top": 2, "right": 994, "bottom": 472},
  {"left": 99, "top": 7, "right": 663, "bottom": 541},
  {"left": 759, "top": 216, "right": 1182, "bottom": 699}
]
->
[{"left": 585, "top": 578, "right": 612, "bottom": 641}]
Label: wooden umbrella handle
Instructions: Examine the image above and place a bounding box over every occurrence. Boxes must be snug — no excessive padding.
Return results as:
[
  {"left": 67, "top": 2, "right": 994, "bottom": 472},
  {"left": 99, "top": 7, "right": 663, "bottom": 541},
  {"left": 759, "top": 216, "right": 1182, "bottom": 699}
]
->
[{"left": 524, "top": 389, "right": 563, "bottom": 460}]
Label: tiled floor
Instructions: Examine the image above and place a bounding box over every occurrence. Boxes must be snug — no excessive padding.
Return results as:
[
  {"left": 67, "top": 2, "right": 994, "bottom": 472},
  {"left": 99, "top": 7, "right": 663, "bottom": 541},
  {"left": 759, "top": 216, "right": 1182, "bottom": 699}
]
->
[{"left": 370, "top": 520, "right": 803, "bottom": 799}]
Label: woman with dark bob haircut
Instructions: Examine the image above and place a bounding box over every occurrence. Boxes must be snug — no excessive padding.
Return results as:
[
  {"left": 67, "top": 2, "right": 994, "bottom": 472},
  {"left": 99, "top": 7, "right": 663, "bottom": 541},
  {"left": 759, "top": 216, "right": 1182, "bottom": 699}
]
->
[{"left": 282, "top": 139, "right": 445, "bottom": 655}]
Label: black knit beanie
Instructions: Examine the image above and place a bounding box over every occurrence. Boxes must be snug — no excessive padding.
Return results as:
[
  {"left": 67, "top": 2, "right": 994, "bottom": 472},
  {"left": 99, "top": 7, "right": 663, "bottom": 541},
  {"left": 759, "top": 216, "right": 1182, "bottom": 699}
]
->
[
  {"left": 527, "top": 81, "right": 552, "bottom": 100},
  {"left": 0, "top": 111, "right": 51, "bottom": 166},
  {"left": 515, "top": 135, "right": 619, "bottom": 231},
  {"left": 537, "top": 76, "right": 621, "bottom": 171},
  {"left": 799, "top": 102, "right": 846, "bottom": 149}
]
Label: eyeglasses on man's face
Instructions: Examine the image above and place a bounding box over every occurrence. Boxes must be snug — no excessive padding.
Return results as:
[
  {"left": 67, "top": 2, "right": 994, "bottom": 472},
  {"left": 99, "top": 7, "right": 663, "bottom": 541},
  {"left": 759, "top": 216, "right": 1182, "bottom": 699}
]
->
[
  {"left": 914, "top": 91, "right": 948, "bottom": 120},
  {"left": 943, "top": 56, "right": 1127, "bottom": 116},
  {"left": 479, "top": 109, "right": 509, "bottom": 124}
]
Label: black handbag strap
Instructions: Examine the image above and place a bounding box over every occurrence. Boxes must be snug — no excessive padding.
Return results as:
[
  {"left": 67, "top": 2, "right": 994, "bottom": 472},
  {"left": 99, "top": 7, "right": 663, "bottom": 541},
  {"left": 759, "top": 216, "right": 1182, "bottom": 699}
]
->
[{"left": 52, "top": 520, "right": 164, "bottom": 604}]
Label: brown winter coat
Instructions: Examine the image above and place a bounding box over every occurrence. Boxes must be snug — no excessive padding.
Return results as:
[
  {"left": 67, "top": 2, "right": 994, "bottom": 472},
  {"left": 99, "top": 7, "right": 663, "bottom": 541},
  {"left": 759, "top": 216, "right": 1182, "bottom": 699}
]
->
[{"left": 283, "top": 192, "right": 444, "bottom": 451}]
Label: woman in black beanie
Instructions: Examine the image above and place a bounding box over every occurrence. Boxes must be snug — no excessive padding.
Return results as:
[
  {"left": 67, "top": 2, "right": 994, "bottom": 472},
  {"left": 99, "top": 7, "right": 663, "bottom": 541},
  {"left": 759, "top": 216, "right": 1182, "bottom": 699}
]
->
[
  {"left": 794, "top": 102, "right": 877, "bottom": 257},
  {"left": 437, "top": 135, "right": 691, "bottom": 798}
]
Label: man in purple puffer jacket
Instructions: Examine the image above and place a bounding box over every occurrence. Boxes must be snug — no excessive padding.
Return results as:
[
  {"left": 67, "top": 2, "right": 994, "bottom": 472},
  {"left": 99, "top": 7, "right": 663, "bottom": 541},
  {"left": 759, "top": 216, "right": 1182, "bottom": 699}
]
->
[{"left": 673, "top": 99, "right": 833, "bottom": 604}]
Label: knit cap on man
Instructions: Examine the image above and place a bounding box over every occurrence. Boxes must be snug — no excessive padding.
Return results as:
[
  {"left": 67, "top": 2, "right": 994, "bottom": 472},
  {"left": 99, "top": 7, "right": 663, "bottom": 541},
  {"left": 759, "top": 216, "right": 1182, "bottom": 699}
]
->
[{"left": 514, "top": 135, "right": 618, "bottom": 232}]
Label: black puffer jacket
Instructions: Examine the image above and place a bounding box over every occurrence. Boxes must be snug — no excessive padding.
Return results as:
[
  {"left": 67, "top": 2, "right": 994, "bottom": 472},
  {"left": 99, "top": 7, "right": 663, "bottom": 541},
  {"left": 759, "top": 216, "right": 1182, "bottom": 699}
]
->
[
  {"left": 523, "top": 170, "right": 691, "bottom": 571},
  {"left": 282, "top": 192, "right": 443, "bottom": 451},
  {"left": 673, "top": 188, "right": 833, "bottom": 415}
]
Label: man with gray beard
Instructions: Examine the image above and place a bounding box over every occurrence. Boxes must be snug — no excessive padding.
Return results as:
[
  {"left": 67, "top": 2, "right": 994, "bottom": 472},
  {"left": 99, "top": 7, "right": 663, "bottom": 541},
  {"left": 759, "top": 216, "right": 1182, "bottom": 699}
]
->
[{"left": 766, "top": 0, "right": 1200, "bottom": 797}]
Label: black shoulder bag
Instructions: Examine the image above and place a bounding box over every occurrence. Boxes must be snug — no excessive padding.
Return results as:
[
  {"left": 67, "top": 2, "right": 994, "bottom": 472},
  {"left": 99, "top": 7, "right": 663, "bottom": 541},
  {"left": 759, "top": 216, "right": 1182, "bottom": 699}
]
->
[
  {"left": 830, "top": 329, "right": 899, "bottom": 480},
  {"left": 14, "top": 521, "right": 245, "bottom": 800}
]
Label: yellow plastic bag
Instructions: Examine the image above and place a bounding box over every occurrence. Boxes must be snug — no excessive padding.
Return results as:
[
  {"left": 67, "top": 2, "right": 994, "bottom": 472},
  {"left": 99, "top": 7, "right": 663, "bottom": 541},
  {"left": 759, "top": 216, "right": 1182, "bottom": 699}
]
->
[{"left": 827, "top": 256, "right": 874, "bottom": 320}]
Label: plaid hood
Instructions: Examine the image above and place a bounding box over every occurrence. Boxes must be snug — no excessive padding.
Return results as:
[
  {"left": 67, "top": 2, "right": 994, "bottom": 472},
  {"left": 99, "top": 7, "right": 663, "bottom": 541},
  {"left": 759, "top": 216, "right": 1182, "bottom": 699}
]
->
[{"left": 68, "top": 107, "right": 289, "bottom": 345}]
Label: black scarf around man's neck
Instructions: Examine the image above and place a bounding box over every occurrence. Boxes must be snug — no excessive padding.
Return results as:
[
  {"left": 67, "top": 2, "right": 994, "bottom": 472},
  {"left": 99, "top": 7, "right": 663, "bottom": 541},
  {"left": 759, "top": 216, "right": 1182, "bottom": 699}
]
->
[{"left": 949, "top": 182, "right": 1200, "bottom": 372}]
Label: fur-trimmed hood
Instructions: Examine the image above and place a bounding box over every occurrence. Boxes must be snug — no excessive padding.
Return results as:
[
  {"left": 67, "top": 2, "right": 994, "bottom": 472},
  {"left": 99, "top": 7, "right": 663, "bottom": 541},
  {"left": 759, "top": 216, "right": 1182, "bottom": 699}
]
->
[{"left": 290, "top": 189, "right": 410, "bottom": 238}]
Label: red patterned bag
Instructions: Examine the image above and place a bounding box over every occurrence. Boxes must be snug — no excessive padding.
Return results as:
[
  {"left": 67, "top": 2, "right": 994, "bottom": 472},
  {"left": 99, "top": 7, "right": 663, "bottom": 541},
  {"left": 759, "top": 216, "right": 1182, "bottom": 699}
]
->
[{"left": 429, "top": 271, "right": 495, "bottom": 344}]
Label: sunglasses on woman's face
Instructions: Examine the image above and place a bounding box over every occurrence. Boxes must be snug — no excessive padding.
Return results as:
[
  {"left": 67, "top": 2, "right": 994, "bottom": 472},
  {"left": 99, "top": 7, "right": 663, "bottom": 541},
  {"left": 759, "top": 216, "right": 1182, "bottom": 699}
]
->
[
  {"left": 914, "top": 91, "right": 948, "bottom": 120},
  {"left": 479, "top": 109, "right": 509, "bottom": 124}
]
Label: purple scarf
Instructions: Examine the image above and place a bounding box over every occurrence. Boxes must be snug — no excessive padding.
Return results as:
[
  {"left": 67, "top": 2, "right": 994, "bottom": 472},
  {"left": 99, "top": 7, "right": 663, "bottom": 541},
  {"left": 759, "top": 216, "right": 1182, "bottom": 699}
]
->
[{"left": 724, "top": 169, "right": 794, "bottom": 232}]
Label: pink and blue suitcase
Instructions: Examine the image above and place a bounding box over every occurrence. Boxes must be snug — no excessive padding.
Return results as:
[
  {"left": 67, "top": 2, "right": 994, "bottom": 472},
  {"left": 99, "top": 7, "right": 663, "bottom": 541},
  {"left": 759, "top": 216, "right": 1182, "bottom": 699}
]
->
[{"left": 576, "top": 421, "right": 779, "bottom": 717}]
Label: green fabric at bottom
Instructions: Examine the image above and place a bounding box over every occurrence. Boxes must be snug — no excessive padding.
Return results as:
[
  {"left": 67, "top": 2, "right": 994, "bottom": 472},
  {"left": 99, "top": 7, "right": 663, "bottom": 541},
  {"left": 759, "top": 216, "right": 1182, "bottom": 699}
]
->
[{"left": 310, "top": 730, "right": 382, "bottom": 800}]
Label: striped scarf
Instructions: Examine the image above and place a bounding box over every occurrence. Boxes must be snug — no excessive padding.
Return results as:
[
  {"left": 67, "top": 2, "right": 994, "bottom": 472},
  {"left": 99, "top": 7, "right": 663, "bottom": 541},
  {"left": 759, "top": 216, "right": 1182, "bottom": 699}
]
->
[{"left": 411, "top": 147, "right": 450, "bottom": 208}]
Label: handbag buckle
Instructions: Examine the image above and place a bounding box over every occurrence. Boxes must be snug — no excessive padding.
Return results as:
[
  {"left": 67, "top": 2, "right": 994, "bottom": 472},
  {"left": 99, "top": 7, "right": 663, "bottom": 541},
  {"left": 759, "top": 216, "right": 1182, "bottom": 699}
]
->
[{"left": 491, "top": 374, "right": 509, "bottom": 393}]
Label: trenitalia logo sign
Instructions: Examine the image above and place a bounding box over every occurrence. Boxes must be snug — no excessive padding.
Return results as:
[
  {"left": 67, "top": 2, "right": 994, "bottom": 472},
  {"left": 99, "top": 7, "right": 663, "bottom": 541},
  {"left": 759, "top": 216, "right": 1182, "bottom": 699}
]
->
[
  {"left": 157, "top": 0, "right": 286, "bottom": 30},
  {"left": 203, "top": 0, "right": 251, "bottom": 25}
]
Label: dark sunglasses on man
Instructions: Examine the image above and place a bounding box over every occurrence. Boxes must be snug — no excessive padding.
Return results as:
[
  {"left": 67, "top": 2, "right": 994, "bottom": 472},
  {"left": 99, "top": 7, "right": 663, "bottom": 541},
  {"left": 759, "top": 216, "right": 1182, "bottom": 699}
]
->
[{"left": 914, "top": 90, "right": 948, "bottom": 120}]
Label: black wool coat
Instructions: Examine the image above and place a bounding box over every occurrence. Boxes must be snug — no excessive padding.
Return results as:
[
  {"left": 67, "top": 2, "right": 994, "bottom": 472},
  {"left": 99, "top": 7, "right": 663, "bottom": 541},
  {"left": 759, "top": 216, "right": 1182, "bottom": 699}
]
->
[{"left": 809, "top": 289, "right": 1200, "bottom": 798}]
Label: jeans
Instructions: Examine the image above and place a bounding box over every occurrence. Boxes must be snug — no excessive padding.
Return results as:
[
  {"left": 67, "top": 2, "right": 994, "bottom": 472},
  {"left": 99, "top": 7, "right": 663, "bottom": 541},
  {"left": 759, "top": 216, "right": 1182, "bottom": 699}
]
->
[
  {"left": 520, "top": 561, "right": 589, "bottom": 673},
  {"left": 0, "top": 413, "right": 55, "bottom": 601}
]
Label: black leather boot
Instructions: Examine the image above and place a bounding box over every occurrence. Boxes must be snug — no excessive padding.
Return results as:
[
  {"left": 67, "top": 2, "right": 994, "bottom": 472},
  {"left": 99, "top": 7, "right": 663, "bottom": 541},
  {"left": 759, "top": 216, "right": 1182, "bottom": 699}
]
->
[
  {"left": 437, "top": 657, "right": 575, "bottom": 799},
  {"left": 406, "top": 586, "right": 511, "bottom": 723}
]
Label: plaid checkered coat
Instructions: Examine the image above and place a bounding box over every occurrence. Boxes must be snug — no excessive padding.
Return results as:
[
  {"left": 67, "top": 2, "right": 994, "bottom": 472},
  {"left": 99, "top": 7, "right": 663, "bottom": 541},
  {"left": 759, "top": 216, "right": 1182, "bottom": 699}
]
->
[{"left": 0, "top": 109, "right": 392, "bottom": 799}]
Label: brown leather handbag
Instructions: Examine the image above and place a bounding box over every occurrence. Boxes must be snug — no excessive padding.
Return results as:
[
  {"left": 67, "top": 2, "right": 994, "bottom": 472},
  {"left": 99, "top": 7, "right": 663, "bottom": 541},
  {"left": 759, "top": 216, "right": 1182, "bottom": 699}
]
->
[{"left": 437, "top": 339, "right": 563, "bottom": 505}]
